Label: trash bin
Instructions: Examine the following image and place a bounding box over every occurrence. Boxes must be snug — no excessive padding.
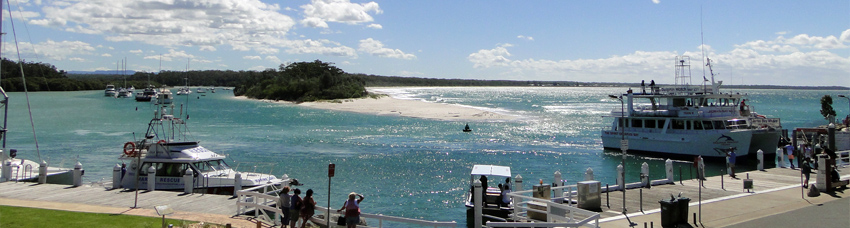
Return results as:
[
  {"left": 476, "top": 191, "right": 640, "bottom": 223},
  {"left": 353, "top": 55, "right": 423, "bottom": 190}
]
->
[
  {"left": 677, "top": 197, "right": 690, "bottom": 225},
  {"left": 658, "top": 198, "right": 679, "bottom": 228}
]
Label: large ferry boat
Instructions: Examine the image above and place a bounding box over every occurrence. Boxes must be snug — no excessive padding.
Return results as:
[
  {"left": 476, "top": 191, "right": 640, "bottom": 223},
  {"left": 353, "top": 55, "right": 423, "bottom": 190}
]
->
[{"left": 601, "top": 56, "right": 782, "bottom": 158}]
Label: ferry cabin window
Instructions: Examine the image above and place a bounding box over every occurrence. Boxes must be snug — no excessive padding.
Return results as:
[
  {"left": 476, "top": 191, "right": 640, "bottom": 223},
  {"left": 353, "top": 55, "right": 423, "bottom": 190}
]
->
[
  {"left": 632, "top": 119, "right": 643, "bottom": 128},
  {"left": 645, "top": 119, "right": 657, "bottom": 128},
  {"left": 672, "top": 120, "right": 685, "bottom": 129},
  {"left": 693, "top": 120, "right": 703, "bottom": 130},
  {"left": 208, "top": 160, "right": 231, "bottom": 171},
  {"left": 139, "top": 163, "right": 188, "bottom": 177},
  {"left": 713, "top": 121, "right": 725, "bottom": 130},
  {"left": 673, "top": 98, "right": 686, "bottom": 107},
  {"left": 703, "top": 121, "right": 714, "bottom": 130},
  {"left": 193, "top": 160, "right": 230, "bottom": 173},
  {"left": 685, "top": 120, "right": 692, "bottom": 130}
]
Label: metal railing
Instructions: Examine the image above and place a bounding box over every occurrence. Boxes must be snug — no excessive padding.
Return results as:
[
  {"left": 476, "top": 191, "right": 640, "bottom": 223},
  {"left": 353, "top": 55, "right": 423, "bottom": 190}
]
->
[
  {"left": 235, "top": 180, "right": 457, "bottom": 227},
  {"left": 486, "top": 185, "right": 599, "bottom": 228}
]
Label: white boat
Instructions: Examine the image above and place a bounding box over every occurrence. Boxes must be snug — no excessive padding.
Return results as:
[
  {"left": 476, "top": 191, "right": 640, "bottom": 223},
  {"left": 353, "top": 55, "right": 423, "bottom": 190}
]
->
[
  {"left": 600, "top": 56, "right": 782, "bottom": 158},
  {"left": 118, "top": 106, "right": 280, "bottom": 194},
  {"left": 196, "top": 87, "right": 206, "bottom": 93},
  {"left": 117, "top": 87, "right": 133, "bottom": 98},
  {"left": 104, "top": 84, "right": 117, "bottom": 97},
  {"left": 135, "top": 85, "right": 157, "bottom": 102},
  {"left": 128, "top": 86, "right": 135, "bottom": 93},
  {"left": 156, "top": 88, "right": 173, "bottom": 104},
  {"left": 176, "top": 87, "right": 192, "bottom": 95},
  {"left": 464, "top": 165, "right": 513, "bottom": 221}
]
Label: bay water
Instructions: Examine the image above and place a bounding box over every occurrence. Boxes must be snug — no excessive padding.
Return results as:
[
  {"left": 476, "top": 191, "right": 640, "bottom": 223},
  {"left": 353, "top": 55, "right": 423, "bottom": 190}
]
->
[{"left": 3, "top": 87, "right": 847, "bottom": 226}]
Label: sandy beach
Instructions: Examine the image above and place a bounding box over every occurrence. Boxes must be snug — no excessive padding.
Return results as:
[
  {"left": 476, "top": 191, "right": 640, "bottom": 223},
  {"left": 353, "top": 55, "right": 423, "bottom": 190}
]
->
[{"left": 298, "top": 95, "right": 515, "bottom": 121}]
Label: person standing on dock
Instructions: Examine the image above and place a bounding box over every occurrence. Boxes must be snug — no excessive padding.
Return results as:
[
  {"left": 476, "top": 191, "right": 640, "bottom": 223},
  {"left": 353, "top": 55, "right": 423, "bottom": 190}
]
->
[
  {"left": 289, "top": 188, "right": 303, "bottom": 228},
  {"left": 786, "top": 143, "right": 796, "bottom": 169},
  {"left": 802, "top": 158, "right": 813, "bottom": 188},
  {"left": 338, "top": 192, "right": 365, "bottom": 228},
  {"left": 726, "top": 148, "right": 737, "bottom": 178},
  {"left": 300, "top": 189, "right": 316, "bottom": 228},
  {"left": 279, "top": 186, "right": 291, "bottom": 227}
]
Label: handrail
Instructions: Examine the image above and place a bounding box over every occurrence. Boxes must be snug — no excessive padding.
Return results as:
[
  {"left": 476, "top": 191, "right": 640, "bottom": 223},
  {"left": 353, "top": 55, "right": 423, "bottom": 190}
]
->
[{"left": 236, "top": 180, "right": 456, "bottom": 227}]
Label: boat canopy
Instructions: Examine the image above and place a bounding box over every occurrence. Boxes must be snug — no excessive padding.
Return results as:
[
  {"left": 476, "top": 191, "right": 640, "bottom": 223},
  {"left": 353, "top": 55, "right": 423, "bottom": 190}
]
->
[
  {"left": 470, "top": 165, "right": 511, "bottom": 177},
  {"left": 146, "top": 142, "right": 224, "bottom": 160}
]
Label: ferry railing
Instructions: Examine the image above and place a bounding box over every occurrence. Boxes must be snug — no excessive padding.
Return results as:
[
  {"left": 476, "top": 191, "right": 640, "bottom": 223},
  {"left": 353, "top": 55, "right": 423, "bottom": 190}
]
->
[{"left": 495, "top": 185, "right": 599, "bottom": 228}]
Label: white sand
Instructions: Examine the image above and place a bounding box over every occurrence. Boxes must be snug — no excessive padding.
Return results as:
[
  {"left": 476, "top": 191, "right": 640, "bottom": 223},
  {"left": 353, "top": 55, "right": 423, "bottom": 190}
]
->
[{"left": 298, "top": 96, "right": 515, "bottom": 121}]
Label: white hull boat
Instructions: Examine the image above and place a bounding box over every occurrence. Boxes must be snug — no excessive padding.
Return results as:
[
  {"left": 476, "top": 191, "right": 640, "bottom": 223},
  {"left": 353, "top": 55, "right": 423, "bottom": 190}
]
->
[{"left": 601, "top": 56, "right": 781, "bottom": 159}]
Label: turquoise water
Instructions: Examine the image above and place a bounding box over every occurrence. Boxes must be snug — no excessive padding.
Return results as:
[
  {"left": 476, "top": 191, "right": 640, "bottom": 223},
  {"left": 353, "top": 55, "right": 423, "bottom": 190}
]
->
[{"left": 3, "top": 87, "right": 847, "bottom": 225}]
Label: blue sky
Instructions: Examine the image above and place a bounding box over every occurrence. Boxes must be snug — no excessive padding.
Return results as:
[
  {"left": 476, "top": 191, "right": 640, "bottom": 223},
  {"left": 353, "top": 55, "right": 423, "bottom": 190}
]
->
[{"left": 2, "top": 0, "right": 848, "bottom": 86}]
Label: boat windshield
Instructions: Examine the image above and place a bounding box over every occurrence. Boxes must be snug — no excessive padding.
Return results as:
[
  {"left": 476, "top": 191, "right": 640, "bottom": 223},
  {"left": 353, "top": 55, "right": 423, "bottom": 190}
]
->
[{"left": 193, "top": 160, "right": 231, "bottom": 173}]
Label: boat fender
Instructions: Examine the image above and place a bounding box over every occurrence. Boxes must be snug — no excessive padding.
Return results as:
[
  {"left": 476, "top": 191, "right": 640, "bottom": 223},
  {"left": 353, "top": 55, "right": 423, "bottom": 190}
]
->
[{"left": 123, "top": 142, "right": 136, "bottom": 156}]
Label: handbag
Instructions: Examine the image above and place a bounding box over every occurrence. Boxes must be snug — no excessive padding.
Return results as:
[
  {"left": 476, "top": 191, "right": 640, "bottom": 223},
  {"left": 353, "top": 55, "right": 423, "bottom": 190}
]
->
[{"left": 337, "top": 216, "right": 346, "bottom": 226}]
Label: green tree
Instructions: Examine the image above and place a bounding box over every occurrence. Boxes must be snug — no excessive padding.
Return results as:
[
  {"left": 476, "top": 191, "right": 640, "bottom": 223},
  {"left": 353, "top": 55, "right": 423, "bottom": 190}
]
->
[{"left": 821, "top": 95, "right": 837, "bottom": 118}]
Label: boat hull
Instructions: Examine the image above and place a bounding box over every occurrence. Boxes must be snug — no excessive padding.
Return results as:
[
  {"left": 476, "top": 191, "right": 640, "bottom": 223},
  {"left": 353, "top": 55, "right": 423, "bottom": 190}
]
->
[{"left": 601, "top": 129, "right": 756, "bottom": 158}]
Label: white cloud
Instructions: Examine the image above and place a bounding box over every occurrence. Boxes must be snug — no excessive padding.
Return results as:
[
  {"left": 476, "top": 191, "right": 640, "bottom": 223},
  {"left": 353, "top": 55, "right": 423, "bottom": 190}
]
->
[
  {"left": 101, "top": 53, "right": 112, "bottom": 57},
  {"left": 517, "top": 35, "right": 533, "bottom": 41},
  {"left": 129, "top": 49, "right": 143, "bottom": 54},
  {"left": 265, "top": 55, "right": 282, "bottom": 63},
  {"left": 367, "top": 24, "right": 382, "bottom": 29},
  {"left": 285, "top": 39, "right": 357, "bottom": 57},
  {"left": 243, "top": 56, "right": 262, "bottom": 60},
  {"left": 143, "top": 49, "right": 195, "bottom": 62},
  {"left": 2, "top": 39, "right": 95, "bottom": 61},
  {"left": 68, "top": 57, "right": 85, "bottom": 62},
  {"left": 652, "top": 0, "right": 660, "bottom": 4},
  {"left": 358, "top": 38, "right": 415, "bottom": 60},
  {"left": 468, "top": 43, "right": 514, "bottom": 68},
  {"left": 300, "top": 0, "right": 382, "bottom": 27},
  {"left": 37, "top": 0, "right": 296, "bottom": 52},
  {"left": 469, "top": 30, "right": 850, "bottom": 85}
]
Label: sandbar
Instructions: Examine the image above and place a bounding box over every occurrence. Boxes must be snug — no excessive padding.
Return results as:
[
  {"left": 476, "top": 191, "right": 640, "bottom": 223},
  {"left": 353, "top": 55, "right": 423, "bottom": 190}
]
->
[{"left": 298, "top": 95, "right": 515, "bottom": 121}]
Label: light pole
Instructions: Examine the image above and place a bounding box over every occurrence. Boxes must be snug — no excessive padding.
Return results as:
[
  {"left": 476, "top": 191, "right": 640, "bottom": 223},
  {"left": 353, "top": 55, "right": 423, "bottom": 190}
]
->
[
  {"left": 838, "top": 95, "right": 849, "bottom": 123},
  {"left": 609, "top": 94, "right": 627, "bottom": 212}
]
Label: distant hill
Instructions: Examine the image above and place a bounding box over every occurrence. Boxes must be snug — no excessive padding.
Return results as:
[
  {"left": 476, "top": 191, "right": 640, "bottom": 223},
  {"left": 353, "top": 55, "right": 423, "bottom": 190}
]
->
[{"left": 67, "top": 70, "right": 137, "bottom": 75}]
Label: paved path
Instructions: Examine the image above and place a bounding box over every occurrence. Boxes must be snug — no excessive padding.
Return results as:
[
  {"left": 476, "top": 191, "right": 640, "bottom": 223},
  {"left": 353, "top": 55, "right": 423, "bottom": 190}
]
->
[
  {"left": 0, "top": 182, "right": 260, "bottom": 227},
  {"left": 598, "top": 168, "right": 850, "bottom": 227}
]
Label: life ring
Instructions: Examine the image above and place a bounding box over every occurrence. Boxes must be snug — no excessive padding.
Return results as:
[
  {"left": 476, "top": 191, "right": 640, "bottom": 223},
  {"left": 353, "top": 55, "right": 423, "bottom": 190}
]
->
[
  {"left": 123, "top": 142, "right": 136, "bottom": 156},
  {"left": 157, "top": 140, "right": 167, "bottom": 144}
]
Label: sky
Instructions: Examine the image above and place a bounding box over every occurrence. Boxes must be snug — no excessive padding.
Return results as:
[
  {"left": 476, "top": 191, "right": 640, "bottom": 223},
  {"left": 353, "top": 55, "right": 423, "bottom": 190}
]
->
[{"left": 1, "top": 0, "right": 848, "bottom": 87}]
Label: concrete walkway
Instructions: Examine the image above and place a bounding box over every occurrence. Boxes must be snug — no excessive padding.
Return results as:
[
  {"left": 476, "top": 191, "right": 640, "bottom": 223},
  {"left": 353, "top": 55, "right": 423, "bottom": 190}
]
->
[{"left": 599, "top": 177, "right": 849, "bottom": 227}]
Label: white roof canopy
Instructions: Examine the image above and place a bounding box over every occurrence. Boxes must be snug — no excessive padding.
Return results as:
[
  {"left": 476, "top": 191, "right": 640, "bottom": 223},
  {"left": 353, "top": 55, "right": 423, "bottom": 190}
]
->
[{"left": 470, "top": 165, "right": 511, "bottom": 177}]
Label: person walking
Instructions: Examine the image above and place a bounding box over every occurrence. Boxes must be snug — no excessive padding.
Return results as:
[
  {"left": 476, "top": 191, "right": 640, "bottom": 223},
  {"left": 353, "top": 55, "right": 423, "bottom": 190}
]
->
[
  {"left": 300, "top": 189, "right": 316, "bottom": 228},
  {"left": 279, "top": 187, "right": 291, "bottom": 227},
  {"left": 726, "top": 148, "right": 737, "bottom": 178},
  {"left": 289, "top": 188, "right": 303, "bottom": 228},
  {"left": 786, "top": 143, "right": 796, "bottom": 169},
  {"left": 802, "top": 158, "right": 813, "bottom": 188},
  {"left": 338, "top": 192, "right": 365, "bottom": 228}
]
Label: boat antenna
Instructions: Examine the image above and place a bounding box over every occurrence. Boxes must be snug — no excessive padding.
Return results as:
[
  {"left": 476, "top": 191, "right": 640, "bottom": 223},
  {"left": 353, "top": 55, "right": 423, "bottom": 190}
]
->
[{"left": 5, "top": 0, "right": 42, "bottom": 161}]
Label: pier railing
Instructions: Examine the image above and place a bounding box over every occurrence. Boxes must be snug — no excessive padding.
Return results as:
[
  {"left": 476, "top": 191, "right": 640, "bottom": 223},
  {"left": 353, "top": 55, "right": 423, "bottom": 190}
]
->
[
  {"left": 489, "top": 185, "right": 599, "bottom": 228},
  {"left": 235, "top": 180, "right": 457, "bottom": 227}
]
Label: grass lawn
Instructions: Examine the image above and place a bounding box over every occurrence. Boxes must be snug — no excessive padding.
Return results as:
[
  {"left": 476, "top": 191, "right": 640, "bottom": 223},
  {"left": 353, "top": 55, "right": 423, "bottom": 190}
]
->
[{"left": 0, "top": 205, "right": 205, "bottom": 228}]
